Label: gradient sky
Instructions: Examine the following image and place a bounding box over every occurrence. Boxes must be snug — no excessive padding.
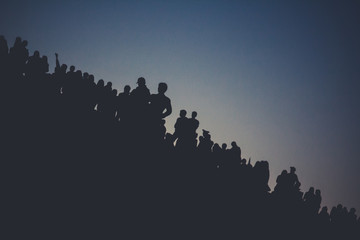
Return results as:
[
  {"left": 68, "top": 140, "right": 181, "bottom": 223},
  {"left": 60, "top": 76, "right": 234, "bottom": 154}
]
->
[{"left": 2, "top": 0, "right": 360, "bottom": 211}]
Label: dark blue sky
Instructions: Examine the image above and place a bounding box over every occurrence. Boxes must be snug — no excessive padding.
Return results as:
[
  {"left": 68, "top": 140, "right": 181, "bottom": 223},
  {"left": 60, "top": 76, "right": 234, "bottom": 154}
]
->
[{"left": 2, "top": 0, "right": 360, "bottom": 211}]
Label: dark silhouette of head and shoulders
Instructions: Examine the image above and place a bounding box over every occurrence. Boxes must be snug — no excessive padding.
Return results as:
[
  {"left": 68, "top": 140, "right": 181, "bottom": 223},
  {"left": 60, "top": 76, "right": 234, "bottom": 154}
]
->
[{"left": 149, "top": 82, "right": 172, "bottom": 120}]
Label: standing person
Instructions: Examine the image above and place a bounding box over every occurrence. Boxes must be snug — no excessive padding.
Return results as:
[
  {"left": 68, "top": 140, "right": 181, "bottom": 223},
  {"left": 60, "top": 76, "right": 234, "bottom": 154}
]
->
[
  {"left": 149, "top": 82, "right": 172, "bottom": 121},
  {"left": 130, "top": 77, "right": 150, "bottom": 113},
  {"left": 149, "top": 82, "right": 172, "bottom": 141},
  {"left": 173, "top": 110, "right": 188, "bottom": 149},
  {"left": 187, "top": 111, "right": 199, "bottom": 148},
  {"left": 116, "top": 85, "right": 131, "bottom": 123},
  {"left": 130, "top": 77, "right": 151, "bottom": 138}
]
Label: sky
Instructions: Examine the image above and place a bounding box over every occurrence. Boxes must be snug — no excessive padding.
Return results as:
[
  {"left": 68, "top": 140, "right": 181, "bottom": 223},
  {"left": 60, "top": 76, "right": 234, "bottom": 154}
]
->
[{"left": 1, "top": 0, "right": 360, "bottom": 211}]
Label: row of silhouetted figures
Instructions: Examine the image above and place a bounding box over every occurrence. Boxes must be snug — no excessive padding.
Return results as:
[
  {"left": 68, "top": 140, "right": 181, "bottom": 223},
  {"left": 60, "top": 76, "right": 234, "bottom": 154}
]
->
[{"left": 1, "top": 36, "right": 359, "bottom": 239}]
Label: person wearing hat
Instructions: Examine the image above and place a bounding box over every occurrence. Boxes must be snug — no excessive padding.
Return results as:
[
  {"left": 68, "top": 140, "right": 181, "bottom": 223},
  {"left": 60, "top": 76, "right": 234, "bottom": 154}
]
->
[
  {"left": 131, "top": 77, "right": 150, "bottom": 103},
  {"left": 130, "top": 77, "right": 151, "bottom": 116},
  {"left": 198, "top": 129, "right": 213, "bottom": 152}
]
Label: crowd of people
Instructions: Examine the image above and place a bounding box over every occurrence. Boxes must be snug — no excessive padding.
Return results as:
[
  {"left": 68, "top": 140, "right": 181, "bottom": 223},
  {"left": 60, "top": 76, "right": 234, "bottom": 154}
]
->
[{"left": 1, "top": 36, "right": 359, "bottom": 239}]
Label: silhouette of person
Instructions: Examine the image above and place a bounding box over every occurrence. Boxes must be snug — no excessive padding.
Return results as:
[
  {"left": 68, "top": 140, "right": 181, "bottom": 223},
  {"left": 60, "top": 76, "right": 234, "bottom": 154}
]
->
[
  {"left": 187, "top": 111, "right": 199, "bottom": 148},
  {"left": 318, "top": 206, "right": 330, "bottom": 228},
  {"left": 174, "top": 109, "right": 188, "bottom": 149},
  {"left": 54, "top": 53, "right": 67, "bottom": 90},
  {"left": 0, "top": 35, "right": 8, "bottom": 59},
  {"left": 314, "top": 189, "right": 322, "bottom": 214},
  {"left": 10, "top": 38, "right": 29, "bottom": 74},
  {"left": 288, "top": 166, "right": 301, "bottom": 189},
  {"left": 0, "top": 35, "right": 9, "bottom": 73},
  {"left": 304, "top": 187, "right": 315, "bottom": 202},
  {"left": 41, "top": 56, "right": 49, "bottom": 74},
  {"left": 188, "top": 111, "right": 199, "bottom": 134},
  {"left": 55, "top": 53, "right": 60, "bottom": 72},
  {"left": 62, "top": 65, "right": 76, "bottom": 97},
  {"left": 221, "top": 143, "right": 227, "bottom": 152},
  {"left": 130, "top": 77, "right": 151, "bottom": 133},
  {"left": 131, "top": 77, "right": 150, "bottom": 110},
  {"left": 95, "top": 79, "right": 105, "bottom": 110},
  {"left": 212, "top": 143, "right": 222, "bottom": 167},
  {"left": 274, "top": 169, "right": 288, "bottom": 194},
  {"left": 348, "top": 208, "right": 357, "bottom": 223},
  {"left": 198, "top": 129, "right": 213, "bottom": 153},
  {"left": 26, "top": 50, "right": 41, "bottom": 77},
  {"left": 116, "top": 85, "right": 131, "bottom": 122},
  {"left": 149, "top": 82, "right": 172, "bottom": 123},
  {"left": 81, "top": 73, "right": 97, "bottom": 111},
  {"left": 228, "top": 141, "right": 241, "bottom": 160}
]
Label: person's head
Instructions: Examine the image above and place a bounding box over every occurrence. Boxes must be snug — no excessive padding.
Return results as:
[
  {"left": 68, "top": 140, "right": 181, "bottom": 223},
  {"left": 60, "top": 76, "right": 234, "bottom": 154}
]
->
[
  {"left": 321, "top": 206, "right": 328, "bottom": 213},
  {"left": 124, "top": 85, "right": 131, "bottom": 94},
  {"left": 231, "top": 141, "right": 237, "bottom": 147},
  {"left": 14, "top": 37, "right": 21, "bottom": 46},
  {"left": 89, "top": 74, "right": 94, "bottom": 82},
  {"left": 290, "top": 166, "right": 296, "bottom": 173},
  {"left": 222, "top": 143, "right": 227, "bottom": 150},
  {"left": 158, "top": 82, "right": 167, "bottom": 94},
  {"left": 309, "top": 187, "right": 314, "bottom": 193},
  {"left": 137, "top": 77, "right": 146, "bottom": 86},
  {"left": 97, "top": 79, "right": 104, "bottom": 87},
  {"left": 315, "top": 189, "right": 321, "bottom": 196},
  {"left": 22, "top": 40, "right": 28, "bottom": 47},
  {"left": 203, "top": 130, "right": 210, "bottom": 139},
  {"left": 112, "top": 89, "right": 117, "bottom": 96},
  {"left": 281, "top": 170, "right": 288, "bottom": 175},
  {"left": 61, "top": 64, "right": 67, "bottom": 72},
  {"left": 70, "top": 65, "right": 75, "bottom": 72},
  {"left": 192, "top": 111, "right": 197, "bottom": 119},
  {"left": 83, "top": 72, "right": 89, "bottom": 79},
  {"left": 106, "top": 81, "right": 112, "bottom": 88},
  {"left": 180, "top": 109, "right": 187, "bottom": 117},
  {"left": 34, "top": 50, "right": 40, "bottom": 58},
  {"left": 75, "top": 70, "right": 82, "bottom": 78}
]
